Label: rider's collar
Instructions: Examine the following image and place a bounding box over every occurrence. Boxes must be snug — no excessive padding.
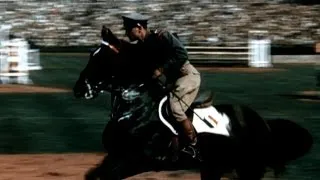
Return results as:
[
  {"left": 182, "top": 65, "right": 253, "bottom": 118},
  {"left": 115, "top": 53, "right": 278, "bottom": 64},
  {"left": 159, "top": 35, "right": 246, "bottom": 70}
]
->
[{"left": 101, "top": 40, "right": 119, "bottom": 54}]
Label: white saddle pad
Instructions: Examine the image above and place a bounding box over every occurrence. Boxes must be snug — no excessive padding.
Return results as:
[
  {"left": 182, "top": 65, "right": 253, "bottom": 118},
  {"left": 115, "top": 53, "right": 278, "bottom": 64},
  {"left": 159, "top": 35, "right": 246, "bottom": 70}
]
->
[{"left": 192, "top": 106, "right": 231, "bottom": 137}]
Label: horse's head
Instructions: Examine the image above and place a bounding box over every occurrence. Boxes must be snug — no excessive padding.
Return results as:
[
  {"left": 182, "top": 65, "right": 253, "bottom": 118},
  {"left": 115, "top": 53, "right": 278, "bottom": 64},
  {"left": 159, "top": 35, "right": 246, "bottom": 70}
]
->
[
  {"left": 73, "top": 27, "right": 123, "bottom": 99},
  {"left": 73, "top": 26, "right": 152, "bottom": 100},
  {"left": 101, "top": 25, "right": 122, "bottom": 52}
]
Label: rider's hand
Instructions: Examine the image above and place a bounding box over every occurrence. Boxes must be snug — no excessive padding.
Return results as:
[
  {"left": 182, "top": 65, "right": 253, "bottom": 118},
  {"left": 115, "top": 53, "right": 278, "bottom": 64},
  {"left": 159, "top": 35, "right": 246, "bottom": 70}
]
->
[{"left": 152, "top": 68, "right": 163, "bottom": 79}]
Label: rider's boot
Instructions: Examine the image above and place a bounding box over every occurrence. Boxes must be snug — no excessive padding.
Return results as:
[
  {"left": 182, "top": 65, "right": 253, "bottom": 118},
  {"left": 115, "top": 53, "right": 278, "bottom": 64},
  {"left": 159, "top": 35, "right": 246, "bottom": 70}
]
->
[
  {"left": 168, "top": 119, "right": 196, "bottom": 162},
  {"left": 180, "top": 118, "right": 197, "bottom": 146},
  {"left": 180, "top": 118, "right": 200, "bottom": 159}
]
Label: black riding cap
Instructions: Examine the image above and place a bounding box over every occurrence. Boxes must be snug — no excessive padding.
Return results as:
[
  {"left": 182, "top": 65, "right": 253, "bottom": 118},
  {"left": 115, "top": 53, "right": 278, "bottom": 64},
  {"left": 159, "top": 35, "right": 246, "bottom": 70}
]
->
[{"left": 122, "top": 12, "right": 150, "bottom": 30}]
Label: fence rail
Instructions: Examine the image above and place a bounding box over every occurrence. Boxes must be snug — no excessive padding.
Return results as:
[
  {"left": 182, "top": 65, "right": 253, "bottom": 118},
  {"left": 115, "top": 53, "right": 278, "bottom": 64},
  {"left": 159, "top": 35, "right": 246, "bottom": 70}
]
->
[
  {"left": 186, "top": 45, "right": 251, "bottom": 66},
  {"left": 185, "top": 40, "right": 272, "bottom": 68}
]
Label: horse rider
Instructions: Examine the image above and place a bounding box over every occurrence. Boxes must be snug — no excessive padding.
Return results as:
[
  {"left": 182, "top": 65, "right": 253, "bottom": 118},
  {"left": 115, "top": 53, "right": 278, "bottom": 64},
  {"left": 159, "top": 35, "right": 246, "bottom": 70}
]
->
[{"left": 121, "top": 12, "right": 201, "bottom": 159}]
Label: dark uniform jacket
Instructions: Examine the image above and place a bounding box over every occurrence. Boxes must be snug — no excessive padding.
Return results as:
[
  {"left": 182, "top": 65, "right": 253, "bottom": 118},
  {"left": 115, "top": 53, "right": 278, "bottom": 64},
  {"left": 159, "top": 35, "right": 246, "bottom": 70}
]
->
[{"left": 142, "top": 30, "right": 189, "bottom": 84}]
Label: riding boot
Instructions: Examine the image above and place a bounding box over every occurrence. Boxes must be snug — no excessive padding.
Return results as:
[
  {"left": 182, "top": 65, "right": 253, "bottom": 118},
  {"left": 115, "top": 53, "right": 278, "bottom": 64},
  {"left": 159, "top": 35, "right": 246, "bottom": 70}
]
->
[
  {"left": 180, "top": 118, "right": 197, "bottom": 145},
  {"left": 180, "top": 118, "right": 201, "bottom": 160}
]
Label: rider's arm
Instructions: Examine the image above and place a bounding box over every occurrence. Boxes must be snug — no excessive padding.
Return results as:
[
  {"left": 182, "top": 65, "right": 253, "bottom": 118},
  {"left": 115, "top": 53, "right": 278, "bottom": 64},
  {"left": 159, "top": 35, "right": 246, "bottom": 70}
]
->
[{"left": 157, "top": 31, "right": 188, "bottom": 75}]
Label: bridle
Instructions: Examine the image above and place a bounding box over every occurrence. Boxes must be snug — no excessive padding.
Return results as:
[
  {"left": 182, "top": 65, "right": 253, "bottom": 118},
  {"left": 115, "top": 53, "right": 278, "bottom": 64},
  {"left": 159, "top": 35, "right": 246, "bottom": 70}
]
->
[
  {"left": 101, "top": 40, "right": 119, "bottom": 54},
  {"left": 83, "top": 40, "right": 120, "bottom": 99}
]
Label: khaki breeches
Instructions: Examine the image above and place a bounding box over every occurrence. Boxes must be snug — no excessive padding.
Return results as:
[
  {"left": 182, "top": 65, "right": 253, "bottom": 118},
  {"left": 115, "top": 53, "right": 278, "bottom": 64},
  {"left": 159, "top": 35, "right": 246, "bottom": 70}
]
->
[{"left": 169, "top": 62, "right": 201, "bottom": 122}]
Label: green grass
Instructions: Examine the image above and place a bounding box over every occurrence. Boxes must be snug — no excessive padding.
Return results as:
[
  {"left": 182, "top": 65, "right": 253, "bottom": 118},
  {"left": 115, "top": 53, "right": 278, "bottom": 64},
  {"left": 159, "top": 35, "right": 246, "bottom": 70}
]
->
[{"left": 0, "top": 53, "right": 111, "bottom": 153}]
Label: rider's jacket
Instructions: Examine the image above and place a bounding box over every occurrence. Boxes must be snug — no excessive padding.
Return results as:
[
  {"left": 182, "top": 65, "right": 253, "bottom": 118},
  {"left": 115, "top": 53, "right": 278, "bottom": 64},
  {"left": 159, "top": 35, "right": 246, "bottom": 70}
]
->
[{"left": 141, "top": 29, "right": 189, "bottom": 84}]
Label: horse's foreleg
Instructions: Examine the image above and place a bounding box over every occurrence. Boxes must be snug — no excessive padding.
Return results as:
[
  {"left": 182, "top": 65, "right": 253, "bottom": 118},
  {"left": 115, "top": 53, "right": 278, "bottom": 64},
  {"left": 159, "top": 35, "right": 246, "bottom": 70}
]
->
[
  {"left": 102, "top": 119, "right": 120, "bottom": 152},
  {"left": 236, "top": 164, "right": 266, "bottom": 180},
  {"left": 198, "top": 133, "right": 234, "bottom": 180},
  {"left": 85, "top": 153, "right": 150, "bottom": 180},
  {"left": 85, "top": 154, "right": 122, "bottom": 180},
  {"left": 200, "top": 162, "right": 225, "bottom": 180}
]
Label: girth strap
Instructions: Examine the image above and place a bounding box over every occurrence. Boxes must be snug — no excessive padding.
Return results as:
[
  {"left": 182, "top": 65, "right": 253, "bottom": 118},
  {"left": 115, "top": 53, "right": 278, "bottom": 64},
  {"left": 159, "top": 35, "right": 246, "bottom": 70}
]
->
[{"left": 233, "top": 105, "right": 246, "bottom": 129}]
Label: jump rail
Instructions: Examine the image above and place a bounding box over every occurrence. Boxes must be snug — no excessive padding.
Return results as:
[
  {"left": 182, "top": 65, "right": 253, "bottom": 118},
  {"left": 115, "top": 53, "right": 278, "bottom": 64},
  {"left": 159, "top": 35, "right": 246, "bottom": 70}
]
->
[
  {"left": 185, "top": 45, "right": 251, "bottom": 66},
  {"left": 185, "top": 30, "right": 272, "bottom": 67}
]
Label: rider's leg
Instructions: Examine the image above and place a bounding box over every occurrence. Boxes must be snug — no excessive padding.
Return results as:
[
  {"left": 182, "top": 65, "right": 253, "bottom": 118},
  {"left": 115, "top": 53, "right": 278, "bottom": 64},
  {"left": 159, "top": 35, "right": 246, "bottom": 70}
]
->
[
  {"left": 180, "top": 117, "right": 197, "bottom": 145},
  {"left": 169, "top": 63, "right": 201, "bottom": 145}
]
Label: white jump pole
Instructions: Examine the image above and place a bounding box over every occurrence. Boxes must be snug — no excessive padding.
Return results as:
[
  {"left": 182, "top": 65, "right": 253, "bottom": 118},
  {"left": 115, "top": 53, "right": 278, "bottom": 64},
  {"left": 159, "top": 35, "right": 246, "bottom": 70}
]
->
[
  {"left": 0, "top": 39, "right": 32, "bottom": 84},
  {"left": 248, "top": 30, "right": 272, "bottom": 68},
  {"left": 0, "top": 24, "right": 41, "bottom": 84}
]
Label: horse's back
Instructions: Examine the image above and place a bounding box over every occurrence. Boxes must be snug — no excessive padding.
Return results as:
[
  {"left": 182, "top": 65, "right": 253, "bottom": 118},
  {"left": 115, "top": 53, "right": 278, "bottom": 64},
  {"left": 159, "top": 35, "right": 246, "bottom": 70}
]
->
[
  {"left": 198, "top": 104, "right": 274, "bottom": 179},
  {"left": 266, "top": 118, "right": 313, "bottom": 164},
  {"left": 214, "top": 104, "right": 270, "bottom": 132},
  {"left": 201, "top": 104, "right": 272, "bottom": 155}
]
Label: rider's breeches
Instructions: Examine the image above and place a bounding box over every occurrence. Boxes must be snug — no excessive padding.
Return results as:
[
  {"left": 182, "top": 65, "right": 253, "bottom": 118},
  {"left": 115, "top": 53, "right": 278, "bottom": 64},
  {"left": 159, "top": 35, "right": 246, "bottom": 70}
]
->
[{"left": 169, "top": 62, "right": 201, "bottom": 122}]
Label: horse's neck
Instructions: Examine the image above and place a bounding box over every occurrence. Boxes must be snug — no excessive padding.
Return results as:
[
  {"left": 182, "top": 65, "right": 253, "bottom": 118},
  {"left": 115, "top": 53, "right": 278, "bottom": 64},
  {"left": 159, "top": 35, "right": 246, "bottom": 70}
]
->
[{"left": 111, "top": 87, "right": 152, "bottom": 110}]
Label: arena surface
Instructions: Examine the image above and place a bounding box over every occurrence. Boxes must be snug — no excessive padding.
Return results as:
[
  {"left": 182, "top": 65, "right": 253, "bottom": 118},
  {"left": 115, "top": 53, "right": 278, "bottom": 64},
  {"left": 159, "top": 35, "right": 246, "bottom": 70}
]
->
[
  {"left": 0, "top": 153, "right": 269, "bottom": 180},
  {"left": 0, "top": 153, "right": 206, "bottom": 180},
  {"left": 0, "top": 153, "right": 290, "bottom": 180},
  {"left": 0, "top": 84, "right": 71, "bottom": 93}
]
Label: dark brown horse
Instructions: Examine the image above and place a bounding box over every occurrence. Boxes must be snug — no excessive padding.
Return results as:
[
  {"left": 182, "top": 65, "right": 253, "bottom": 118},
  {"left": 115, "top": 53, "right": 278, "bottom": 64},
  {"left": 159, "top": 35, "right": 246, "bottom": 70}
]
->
[{"left": 73, "top": 27, "right": 313, "bottom": 180}]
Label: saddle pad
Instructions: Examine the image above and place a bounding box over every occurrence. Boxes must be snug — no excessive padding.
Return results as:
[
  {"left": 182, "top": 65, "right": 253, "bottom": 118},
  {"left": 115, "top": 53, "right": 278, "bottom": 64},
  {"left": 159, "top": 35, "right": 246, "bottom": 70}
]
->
[{"left": 192, "top": 106, "right": 231, "bottom": 137}]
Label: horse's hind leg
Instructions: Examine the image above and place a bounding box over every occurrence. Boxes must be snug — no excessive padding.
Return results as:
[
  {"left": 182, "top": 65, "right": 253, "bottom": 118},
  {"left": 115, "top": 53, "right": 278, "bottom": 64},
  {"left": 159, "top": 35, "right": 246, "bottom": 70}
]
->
[
  {"left": 236, "top": 164, "right": 266, "bottom": 180},
  {"left": 200, "top": 162, "right": 225, "bottom": 180},
  {"left": 198, "top": 133, "right": 233, "bottom": 180}
]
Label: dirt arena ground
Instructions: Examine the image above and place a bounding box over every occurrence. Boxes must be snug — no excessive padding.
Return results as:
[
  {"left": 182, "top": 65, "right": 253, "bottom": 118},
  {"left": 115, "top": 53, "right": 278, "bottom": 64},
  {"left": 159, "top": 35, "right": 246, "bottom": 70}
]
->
[
  {"left": 0, "top": 84, "right": 71, "bottom": 93},
  {"left": 0, "top": 153, "right": 281, "bottom": 180},
  {"left": 0, "top": 153, "right": 204, "bottom": 180}
]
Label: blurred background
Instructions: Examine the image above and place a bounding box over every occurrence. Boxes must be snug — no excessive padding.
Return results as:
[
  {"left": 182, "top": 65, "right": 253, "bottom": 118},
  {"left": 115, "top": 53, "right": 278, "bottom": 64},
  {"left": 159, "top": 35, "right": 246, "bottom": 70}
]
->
[{"left": 0, "top": 0, "right": 319, "bottom": 49}]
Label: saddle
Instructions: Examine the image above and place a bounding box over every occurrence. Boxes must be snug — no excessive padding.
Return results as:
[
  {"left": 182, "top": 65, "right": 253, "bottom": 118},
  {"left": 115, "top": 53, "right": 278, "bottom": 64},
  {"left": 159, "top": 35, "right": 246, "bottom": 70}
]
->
[
  {"left": 161, "top": 90, "right": 214, "bottom": 121},
  {"left": 190, "top": 90, "right": 214, "bottom": 109},
  {"left": 160, "top": 90, "right": 214, "bottom": 162}
]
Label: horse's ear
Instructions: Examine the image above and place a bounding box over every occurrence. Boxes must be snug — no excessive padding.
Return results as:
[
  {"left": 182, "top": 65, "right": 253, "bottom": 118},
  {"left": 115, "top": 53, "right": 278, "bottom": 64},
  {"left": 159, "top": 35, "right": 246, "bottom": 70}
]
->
[
  {"left": 101, "top": 25, "right": 115, "bottom": 40},
  {"left": 101, "top": 25, "right": 109, "bottom": 41}
]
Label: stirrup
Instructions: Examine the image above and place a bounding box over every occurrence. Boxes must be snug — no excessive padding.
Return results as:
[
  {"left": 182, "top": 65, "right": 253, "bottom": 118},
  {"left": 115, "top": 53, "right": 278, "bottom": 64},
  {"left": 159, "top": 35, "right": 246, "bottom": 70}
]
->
[{"left": 181, "top": 144, "right": 202, "bottom": 162}]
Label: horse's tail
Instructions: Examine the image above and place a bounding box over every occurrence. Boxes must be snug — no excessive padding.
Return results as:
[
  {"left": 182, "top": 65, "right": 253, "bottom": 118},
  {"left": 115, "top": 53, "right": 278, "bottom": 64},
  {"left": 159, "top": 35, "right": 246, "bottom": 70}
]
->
[{"left": 265, "top": 118, "right": 313, "bottom": 176}]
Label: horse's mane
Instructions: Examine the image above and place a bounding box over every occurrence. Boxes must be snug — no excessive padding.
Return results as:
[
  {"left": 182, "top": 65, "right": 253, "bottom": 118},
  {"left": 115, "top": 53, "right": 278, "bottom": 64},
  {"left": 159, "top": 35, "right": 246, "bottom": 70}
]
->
[{"left": 101, "top": 25, "right": 122, "bottom": 49}]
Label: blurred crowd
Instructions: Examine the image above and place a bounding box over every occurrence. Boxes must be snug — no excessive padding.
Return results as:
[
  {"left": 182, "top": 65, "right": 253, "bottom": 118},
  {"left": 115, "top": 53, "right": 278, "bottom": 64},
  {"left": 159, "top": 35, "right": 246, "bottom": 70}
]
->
[{"left": 0, "top": 0, "right": 319, "bottom": 47}]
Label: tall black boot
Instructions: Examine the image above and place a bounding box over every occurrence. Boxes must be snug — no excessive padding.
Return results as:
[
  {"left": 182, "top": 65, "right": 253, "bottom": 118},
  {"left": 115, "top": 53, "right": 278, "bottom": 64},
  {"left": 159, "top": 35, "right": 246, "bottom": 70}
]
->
[{"left": 180, "top": 118, "right": 197, "bottom": 145}]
